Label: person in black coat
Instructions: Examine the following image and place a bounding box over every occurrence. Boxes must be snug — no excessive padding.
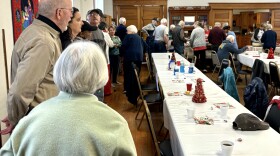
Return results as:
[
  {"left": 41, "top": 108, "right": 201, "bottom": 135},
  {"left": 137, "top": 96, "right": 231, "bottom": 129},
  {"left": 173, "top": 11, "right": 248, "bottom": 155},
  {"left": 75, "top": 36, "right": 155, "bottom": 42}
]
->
[
  {"left": 122, "top": 25, "right": 148, "bottom": 105},
  {"left": 261, "top": 24, "right": 277, "bottom": 51}
]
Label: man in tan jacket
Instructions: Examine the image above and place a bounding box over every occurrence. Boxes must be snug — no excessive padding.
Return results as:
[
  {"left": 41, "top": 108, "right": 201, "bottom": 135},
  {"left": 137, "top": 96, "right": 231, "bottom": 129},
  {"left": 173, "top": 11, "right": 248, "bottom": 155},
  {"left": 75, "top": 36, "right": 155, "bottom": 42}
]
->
[{"left": 0, "top": 0, "right": 73, "bottom": 134}]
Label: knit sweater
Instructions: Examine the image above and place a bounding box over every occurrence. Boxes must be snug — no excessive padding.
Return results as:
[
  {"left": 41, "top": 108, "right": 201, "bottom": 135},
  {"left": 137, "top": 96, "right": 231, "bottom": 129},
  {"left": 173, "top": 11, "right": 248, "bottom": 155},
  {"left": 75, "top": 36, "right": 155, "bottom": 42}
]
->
[
  {"left": 190, "top": 27, "right": 206, "bottom": 48},
  {"left": 0, "top": 92, "right": 137, "bottom": 156}
]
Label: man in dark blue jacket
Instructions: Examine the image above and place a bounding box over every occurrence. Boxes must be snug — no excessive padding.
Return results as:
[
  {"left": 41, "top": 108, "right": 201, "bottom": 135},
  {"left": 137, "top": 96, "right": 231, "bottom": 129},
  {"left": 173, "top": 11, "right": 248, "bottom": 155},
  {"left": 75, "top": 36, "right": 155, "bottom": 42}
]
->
[{"left": 217, "top": 35, "right": 248, "bottom": 71}]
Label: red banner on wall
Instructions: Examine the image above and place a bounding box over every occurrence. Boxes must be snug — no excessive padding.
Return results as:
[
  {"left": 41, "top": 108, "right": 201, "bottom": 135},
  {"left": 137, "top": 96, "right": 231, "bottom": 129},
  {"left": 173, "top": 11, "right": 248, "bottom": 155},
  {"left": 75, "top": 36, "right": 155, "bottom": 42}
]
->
[{"left": 11, "top": 0, "right": 38, "bottom": 42}]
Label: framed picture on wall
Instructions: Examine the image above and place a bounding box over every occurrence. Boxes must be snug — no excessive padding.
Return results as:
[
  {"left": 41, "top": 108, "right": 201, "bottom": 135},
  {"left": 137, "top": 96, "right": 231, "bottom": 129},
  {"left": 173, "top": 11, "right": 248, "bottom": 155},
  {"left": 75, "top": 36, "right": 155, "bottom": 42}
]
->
[{"left": 11, "top": 0, "right": 39, "bottom": 42}]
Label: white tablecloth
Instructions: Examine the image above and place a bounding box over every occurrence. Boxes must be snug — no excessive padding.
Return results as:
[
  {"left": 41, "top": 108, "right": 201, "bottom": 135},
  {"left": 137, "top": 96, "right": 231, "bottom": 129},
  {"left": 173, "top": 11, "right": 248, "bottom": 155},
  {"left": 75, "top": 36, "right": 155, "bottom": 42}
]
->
[
  {"left": 237, "top": 51, "right": 280, "bottom": 73},
  {"left": 152, "top": 53, "right": 280, "bottom": 156}
]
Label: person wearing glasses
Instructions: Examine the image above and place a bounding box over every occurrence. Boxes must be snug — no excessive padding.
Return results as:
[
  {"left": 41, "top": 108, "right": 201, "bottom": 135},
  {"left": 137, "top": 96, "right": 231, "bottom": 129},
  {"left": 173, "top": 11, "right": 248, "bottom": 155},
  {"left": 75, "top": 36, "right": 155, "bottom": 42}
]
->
[
  {"left": 60, "top": 7, "right": 84, "bottom": 50},
  {"left": 86, "top": 8, "right": 107, "bottom": 101},
  {"left": 0, "top": 0, "right": 73, "bottom": 135},
  {"left": 0, "top": 41, "right": 137, "bottom": 156}
]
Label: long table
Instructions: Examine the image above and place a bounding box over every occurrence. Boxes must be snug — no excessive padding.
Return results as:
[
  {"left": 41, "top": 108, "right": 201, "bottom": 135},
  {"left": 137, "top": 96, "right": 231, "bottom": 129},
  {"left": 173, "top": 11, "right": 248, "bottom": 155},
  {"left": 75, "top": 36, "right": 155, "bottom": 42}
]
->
[
  {"left": 237, "top": 51, "right": 280, "bottom": 73},
  {"left": 152, "top": 53, "right": 280, "bottom": 156}
]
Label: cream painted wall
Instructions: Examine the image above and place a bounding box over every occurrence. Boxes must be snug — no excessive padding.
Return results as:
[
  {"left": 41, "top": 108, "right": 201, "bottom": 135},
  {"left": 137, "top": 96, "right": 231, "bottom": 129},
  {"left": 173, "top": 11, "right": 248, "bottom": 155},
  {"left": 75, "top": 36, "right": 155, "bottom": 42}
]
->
[
  {"left": 0, "top": 0, "right": 13, "bottom": 144},
  {"left": 73, "top": 0, "right": 94, "bottom": 21},
  {"left": 104, "top": 0, "right": 113, "bottom": 17}
]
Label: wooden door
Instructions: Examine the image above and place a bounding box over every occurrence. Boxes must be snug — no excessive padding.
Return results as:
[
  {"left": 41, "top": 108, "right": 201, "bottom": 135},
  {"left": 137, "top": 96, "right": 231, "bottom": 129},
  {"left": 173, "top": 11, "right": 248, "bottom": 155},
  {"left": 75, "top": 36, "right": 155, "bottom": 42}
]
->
[
  {"left": 209, "top": 10, "right": 233, "bottom": 27},
  {"left": 115, "top": 5, "right": 141, "bottom": 29},
  {"left": 271, "top": 9, "right": 280, "bottom": 42}
]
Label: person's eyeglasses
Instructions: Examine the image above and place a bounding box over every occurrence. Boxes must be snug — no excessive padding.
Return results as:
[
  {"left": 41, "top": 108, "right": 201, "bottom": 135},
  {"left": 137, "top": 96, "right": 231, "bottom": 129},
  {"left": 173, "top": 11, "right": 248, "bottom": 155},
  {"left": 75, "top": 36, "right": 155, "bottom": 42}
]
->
[
  {"left": 57, "top": 8, "right": 73, "bottom": 13},
  {"left": 89, "top": 13, "right": 99, "bottom": 17}
]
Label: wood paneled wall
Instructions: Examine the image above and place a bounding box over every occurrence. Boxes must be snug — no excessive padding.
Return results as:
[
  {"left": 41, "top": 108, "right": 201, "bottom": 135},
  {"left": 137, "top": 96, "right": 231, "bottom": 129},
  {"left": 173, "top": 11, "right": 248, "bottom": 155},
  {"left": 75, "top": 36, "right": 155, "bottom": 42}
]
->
[
  {"left": 271, "top": 10, "right": 280, "bottom": 42},
  {"left": 209, "top": 10, "right": 233, "bottom": 27},
  {"left": 209, "top": 3, "right": 280, "bottom": 42},
  {"left": 113, "top": 0, "right": 167, "bottom": 32}
]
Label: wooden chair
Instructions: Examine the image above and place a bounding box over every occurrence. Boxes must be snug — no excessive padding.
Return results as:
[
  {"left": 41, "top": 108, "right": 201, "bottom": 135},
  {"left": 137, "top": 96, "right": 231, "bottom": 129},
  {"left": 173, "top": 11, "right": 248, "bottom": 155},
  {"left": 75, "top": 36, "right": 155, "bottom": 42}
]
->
[
  {"left": 143, "top": 100, "right": 173, "bottom": 156},
  {"left": 133, "top": 63, "right": 162, "bottom": 130}
]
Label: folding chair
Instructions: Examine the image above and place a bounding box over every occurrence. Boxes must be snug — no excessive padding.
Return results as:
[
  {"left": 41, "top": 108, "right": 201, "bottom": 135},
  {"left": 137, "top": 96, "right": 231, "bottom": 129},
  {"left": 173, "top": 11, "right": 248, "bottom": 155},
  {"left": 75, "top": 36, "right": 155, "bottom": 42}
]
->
[
  {"left": 186, "top": 55, "right": 197, "bottom": 65},
  {"left": 133, "top": 63, "right": 162, "bottom": 130},
  {"left": 143, "top": 100, "right": 173, "bottom": 156},
  {"left": 268, "top": 61, "right": 280, "bottom": 96},
  {"left": 228, "top": 53, "right": 250, "bottom": 85},
  {"left": 146, "top": 54, "right": 155, "bottom": 81},
  {"left": 263, "top": 96, "right": 280, "bottom": 133},
  {"left": 211, "top": 50, "right": 221, "bottom": 79}
]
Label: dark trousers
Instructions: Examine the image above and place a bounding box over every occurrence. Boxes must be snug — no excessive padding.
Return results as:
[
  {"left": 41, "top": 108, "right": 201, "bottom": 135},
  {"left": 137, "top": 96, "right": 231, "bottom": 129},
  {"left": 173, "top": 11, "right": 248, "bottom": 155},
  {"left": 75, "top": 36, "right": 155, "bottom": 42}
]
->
[
  {"left": 194, "top": 50, "right": 206, "bottom": 69},
  {"left": 211, "top": 44, "right": 220, "bottom": 53},
  {"left": 109, "top": 55, "right": 120, "bottom": 83},
  {"left": 154, "top": 40, "right": 166, "bottom": 52},
  {"left": 174, "top": 45, "right": 184, "bottom": 55},
  {"left": 123, "top": 61, "right": 142, "bottom": 91}
]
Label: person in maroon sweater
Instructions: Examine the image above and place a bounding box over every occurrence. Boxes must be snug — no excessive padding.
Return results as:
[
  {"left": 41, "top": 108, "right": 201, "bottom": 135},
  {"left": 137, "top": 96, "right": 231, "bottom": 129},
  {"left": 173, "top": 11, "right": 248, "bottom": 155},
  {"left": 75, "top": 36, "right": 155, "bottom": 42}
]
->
[{"left": 208, "top": 22, "right": 226, "bottom": 52}]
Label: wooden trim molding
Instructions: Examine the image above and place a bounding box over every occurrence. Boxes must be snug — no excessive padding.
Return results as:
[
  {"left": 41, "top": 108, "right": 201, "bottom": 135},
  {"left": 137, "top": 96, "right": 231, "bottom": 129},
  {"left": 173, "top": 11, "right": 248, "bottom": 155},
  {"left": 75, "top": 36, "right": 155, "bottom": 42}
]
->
[
  {"left": 209, "top": 3, "right": 280, "bottom": 10},
  {"left": 113, "top": 0, "right": 167, "bottom": 5}
]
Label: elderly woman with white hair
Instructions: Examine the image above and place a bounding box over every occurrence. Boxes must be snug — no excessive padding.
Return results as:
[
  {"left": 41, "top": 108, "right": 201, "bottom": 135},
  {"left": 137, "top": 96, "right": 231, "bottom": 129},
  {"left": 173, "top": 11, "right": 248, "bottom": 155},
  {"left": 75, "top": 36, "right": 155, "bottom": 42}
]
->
[
  {"left": 261, "top": 24, "right": 277, "bottom": 52},
  {"left": 217, "top": 35, "right": 248, "bottom": 71},
  {"left": 0, "top": 41, "right": 137, "bottom": 156},
  {"left": 122, "top": 25, "right": 148, "bottom": 105}
]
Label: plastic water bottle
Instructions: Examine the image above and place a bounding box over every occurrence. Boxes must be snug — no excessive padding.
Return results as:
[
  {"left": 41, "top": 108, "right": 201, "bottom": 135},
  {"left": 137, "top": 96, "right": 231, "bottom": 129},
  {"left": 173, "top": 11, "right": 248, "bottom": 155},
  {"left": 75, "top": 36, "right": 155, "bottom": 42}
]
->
[
  {"left": 180, "top": 60, "right": 185, "bottom": 73},
  {"left": 174, "top": 65, "right": 179, "bottom": 75}
]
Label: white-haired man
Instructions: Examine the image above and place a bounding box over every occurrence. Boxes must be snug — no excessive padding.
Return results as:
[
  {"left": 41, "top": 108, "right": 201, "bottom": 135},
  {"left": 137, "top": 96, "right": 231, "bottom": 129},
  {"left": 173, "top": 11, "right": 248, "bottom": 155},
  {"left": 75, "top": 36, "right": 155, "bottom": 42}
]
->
[
  {"left": 0, "top": 41, "right": 137, "bottom": 156},
  {"left": 0, "top": 0, "right": 73, "bottom": 135},
  {"left": 116, "top": 17, "right": 127, "bottom": 42},
  {"left": 217, "top": 35, "right": 248, "bottom": 71},
  {"left": 153, "top": 18, "right": 169, "bottom": 52},
  {"left": 171, "top": 20, "right": 187, "bottom": 55}
]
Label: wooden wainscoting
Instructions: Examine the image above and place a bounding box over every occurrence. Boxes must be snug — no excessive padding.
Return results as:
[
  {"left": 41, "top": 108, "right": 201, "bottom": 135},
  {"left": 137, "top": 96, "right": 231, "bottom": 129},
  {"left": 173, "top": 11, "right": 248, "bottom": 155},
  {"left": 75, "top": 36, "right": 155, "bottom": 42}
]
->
[
  {"left": 113, "top": 0, "right": 167, "bottom": 33},
  {"left": 271, "top": 9, "right": 280, "bottom": 43},
  {"left": 209, "top": 9, "right": 233, "bottom": 27}
]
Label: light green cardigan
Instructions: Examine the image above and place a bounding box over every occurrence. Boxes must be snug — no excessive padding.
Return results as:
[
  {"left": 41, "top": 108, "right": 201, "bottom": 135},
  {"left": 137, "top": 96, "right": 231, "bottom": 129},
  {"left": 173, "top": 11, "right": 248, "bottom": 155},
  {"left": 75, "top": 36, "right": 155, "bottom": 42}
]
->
[{"left": 0, "top": 92, "right": 137, "bottom": 156}]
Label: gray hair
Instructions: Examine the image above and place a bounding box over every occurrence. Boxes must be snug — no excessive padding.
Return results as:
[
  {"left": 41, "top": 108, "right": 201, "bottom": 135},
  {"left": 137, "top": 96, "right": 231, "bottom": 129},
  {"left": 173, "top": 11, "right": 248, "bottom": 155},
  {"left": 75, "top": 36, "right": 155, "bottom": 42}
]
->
[
  {"left": 38, "top": 0, "right": 69, "bottom": 18},
  {"left": 226, "top": 35, "right": 235, "bottom": 43},
  {"left": 214, "top": 22, "right": 221, "bottom": 27},
  {"left": 266, "top": 24, "right": 273, "bottom": 30},
  {"left": 119, "top": 17, "right": 126, "bottom": 24},
  {"left": 178, "top": 20, "right": 185, "bottom": 27},
  {"left": 170, "top": 24, "right": 175, "bottom": 30},
  {"left": 127, "top": 25, "right": 138, "bottom": 34},
  {"left": 54, "top": 41, "right": 108, "bottom": 94},
  {"left": 161, "top": 18, "right": 167, "bottom": 24}
]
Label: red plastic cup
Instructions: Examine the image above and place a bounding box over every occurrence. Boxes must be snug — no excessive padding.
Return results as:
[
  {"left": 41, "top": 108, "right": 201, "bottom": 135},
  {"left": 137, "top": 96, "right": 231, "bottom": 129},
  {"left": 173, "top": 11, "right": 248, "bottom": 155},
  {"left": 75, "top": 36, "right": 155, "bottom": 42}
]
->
[
  {"left": 186, "top": 83, "right": 192, "bottom": 91},
  {"left": 176, "top": 61, "right": 181, "bottom": 66}
]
